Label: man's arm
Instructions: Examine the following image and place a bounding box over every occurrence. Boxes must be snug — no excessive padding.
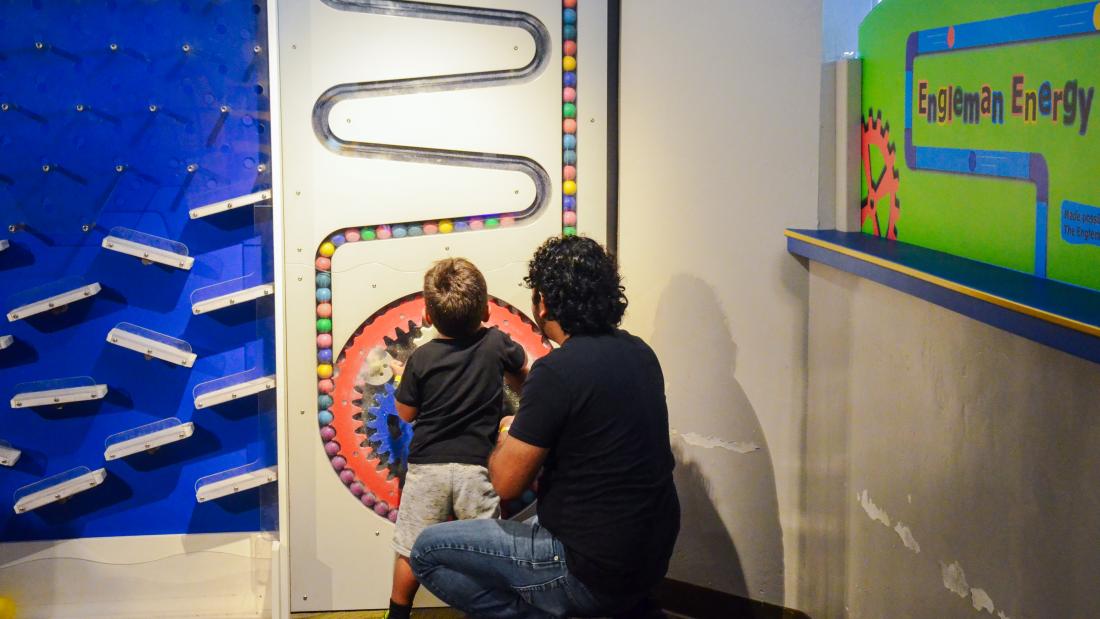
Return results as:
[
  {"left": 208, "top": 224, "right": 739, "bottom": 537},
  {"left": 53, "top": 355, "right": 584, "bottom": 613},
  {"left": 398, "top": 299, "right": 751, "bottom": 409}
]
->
[
  {"left": 395, "top": 401, "right": 418, "bottom": 423},
  {"left": 488, "top": 416, "right": 547, "bottom": 500}
]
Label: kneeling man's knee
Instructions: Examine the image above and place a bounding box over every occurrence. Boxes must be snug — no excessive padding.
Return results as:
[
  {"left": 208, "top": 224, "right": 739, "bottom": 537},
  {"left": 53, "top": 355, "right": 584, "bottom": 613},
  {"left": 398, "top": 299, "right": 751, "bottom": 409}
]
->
[{"left": 409, "top": 523, "right": 445, "bottom": 577}]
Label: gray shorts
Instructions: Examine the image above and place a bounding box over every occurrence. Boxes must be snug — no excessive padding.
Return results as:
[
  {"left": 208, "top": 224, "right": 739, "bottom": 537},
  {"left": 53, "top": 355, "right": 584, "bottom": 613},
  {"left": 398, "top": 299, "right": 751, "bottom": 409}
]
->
[{"left": 392, "top": 462, "right": 500, "bottom": 557}]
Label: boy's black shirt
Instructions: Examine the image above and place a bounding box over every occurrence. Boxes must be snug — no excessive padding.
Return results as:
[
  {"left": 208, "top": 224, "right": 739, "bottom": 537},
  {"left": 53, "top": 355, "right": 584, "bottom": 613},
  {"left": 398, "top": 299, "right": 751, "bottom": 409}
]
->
[
  {"left": 396, "top": 326, "right": 526, "bottom": 466},
  {"left": 508, "top": 329, "right": 680, "bottom": 596}
]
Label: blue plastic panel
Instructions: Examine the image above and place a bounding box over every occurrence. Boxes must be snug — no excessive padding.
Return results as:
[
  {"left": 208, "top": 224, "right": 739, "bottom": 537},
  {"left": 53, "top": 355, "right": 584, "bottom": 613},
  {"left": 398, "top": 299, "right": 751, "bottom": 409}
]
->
[{"left": 0, "top": 0, "right": 275, "bottom": 542}]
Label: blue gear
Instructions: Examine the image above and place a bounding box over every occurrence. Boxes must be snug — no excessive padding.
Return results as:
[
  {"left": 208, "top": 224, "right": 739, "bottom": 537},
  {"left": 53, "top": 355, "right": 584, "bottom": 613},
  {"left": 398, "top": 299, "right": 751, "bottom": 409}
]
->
[{"left": 365, "top": 382, "right": 413, "bottom": 468}]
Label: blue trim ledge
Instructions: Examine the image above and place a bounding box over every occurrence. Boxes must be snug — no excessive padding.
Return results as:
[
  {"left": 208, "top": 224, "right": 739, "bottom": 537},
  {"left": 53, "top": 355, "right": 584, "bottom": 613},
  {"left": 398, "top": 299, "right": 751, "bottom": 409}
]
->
[{"left": 787, "top": 229, "right": 1100, "bottom": 365}]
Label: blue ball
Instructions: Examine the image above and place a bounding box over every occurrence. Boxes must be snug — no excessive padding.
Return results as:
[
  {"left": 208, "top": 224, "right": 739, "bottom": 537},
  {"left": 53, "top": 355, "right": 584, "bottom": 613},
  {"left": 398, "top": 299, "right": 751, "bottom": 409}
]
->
[
  {"left": 331, "top": 234, "right": 346, "bottom": 247},
  {"left": 563, "top": 134, "right": 577, "bottom": 150},
  {"left": 408, "top": 225, "right": 423, "bottom": 237},
  {"left": 318, "top": 349, "right": 333, "bottom": 363},
  {"left": 563, "top": 196, "right": 577, "bottom": 210},
  {"left": 563, "top": 149, "right": 577, "bottom": 165},
  {"left": 454, "top": 221, "right": 470, "bottom": 232},
  {"left": 316, "top": 287, "right": 332, "bottom": 302},
  {"left": 393, "top": 225, "right": 408, "bottom": 238},
  {"left": 318, "top": 394, "right": 333, "bottom": 409},
  {"left": 316, "top": 273, "right": 331, "bottom": 288},
  {"left": 318, "top": 410, "right": 334, "bottom": 425},
  {"left": 563, "top": 9, "right": 577, "bottom": 24},
  {"left": 563, "top": 71, "right": 577, "bottom": 87},
  {"left": 564, "top": 25, "right": 577, "bottom": 40}
]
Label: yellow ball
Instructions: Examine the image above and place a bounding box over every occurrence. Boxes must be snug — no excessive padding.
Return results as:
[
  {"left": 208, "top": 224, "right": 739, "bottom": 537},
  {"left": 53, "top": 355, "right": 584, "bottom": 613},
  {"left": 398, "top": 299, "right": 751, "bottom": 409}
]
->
[
  {"left": 0, "top": 597, "right": 16, "bottom": 619},
  {"left": 319, "top": 242, "right": 336, "bottom": 258},
  {"left": 317, "top": 364, "right": 333, "bottom": 379},
  {"left": 563, "top": 180, "right": 577, "bottom": 196},
  {"left": 439, "top": 220, "right": 453, "bottom": 234},
  {"left": 563, "top": 56, "right": 577, "bottom": 71}
]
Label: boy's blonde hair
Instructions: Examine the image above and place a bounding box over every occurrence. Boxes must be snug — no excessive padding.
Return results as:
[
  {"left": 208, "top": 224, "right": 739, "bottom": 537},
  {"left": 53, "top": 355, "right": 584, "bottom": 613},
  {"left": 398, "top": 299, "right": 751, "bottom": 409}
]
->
[{"left": 423, "top": 258, "right": 488, "bottom": 337}]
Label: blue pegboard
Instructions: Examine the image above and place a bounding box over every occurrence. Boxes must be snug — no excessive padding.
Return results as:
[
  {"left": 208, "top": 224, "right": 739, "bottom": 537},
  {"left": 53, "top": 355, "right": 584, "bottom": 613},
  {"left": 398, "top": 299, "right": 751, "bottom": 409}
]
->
[{"left": 0, "top": 0, "right": 276, "bottom": 542}]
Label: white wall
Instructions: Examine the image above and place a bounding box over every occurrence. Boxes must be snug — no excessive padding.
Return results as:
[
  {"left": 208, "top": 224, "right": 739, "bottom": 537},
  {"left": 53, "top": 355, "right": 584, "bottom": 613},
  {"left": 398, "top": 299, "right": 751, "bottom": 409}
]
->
[{"left": 619, "top": 0, "right": 823, "bottom": 606}]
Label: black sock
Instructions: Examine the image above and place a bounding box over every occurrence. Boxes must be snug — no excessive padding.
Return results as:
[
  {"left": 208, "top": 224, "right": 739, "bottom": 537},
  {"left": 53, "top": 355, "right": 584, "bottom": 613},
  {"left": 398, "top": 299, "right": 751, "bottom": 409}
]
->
[{"left": 387, "top": 599, "right": 412, "bottom": 619}]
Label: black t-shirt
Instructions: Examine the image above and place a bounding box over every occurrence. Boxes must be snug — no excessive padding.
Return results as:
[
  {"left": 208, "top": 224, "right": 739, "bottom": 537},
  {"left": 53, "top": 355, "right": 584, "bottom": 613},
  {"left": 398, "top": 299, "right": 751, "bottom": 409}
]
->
[
  {"left": 396, "top": 326, "right": 526, "bottom": 466},
  {"left": 509, "top": 330, "right": 680, "bottom": 596}
]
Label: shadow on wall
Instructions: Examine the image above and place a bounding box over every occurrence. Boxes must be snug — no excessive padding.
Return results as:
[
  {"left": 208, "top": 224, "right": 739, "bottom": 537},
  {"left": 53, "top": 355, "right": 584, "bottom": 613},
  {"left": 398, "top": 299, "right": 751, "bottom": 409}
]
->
[{"left": 651, "top": 275, "right": 784, "bottom": 602}]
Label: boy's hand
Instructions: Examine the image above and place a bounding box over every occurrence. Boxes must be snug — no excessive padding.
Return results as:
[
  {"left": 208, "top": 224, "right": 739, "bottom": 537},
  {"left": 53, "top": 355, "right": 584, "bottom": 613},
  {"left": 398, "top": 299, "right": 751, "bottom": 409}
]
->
[{"left": 497, "top": 415, "right": 516, "bottom": 443}]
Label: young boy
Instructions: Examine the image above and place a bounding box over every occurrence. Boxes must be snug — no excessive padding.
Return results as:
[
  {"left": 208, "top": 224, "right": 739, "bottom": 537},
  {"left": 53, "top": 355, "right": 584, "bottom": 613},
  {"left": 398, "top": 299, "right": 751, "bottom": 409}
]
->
[{"left": 387, "top": 257, "right": 528, "bottom": 619}]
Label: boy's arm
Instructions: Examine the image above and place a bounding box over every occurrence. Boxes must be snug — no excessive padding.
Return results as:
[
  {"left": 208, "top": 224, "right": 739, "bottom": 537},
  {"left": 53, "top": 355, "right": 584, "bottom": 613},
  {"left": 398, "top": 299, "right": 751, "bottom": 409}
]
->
[
  {"left": 504, "top": 366, "right": 528, "bottom": 395},
  {"left": 396, "top": 401, "right": 418, "bottom": 423},
  {"left": 489, "top": 416, "right": 547, "bottom": 500}
]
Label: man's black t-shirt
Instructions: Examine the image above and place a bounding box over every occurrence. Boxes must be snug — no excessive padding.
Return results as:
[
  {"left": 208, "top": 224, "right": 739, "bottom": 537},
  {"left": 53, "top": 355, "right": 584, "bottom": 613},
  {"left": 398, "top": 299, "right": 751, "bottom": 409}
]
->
[
  {"left": 509, "top": 330, "right": 680, "bottom": 596},
  {"left": 396, "top": 326, "right": 526, "bottom": 466}
]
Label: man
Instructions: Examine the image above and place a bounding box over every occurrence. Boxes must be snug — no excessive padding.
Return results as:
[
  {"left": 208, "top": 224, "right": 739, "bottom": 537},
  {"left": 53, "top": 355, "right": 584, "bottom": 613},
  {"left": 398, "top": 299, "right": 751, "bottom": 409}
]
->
[{"left": 410, "top": 236, "right": 680, "bottom": 618}]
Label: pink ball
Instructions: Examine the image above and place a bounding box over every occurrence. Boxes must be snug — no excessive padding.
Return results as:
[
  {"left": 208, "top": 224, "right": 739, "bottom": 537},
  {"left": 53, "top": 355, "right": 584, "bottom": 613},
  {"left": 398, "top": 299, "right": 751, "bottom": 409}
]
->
[
  {"left": 423, "top": 223, "right": 439, "bottom": 235},
  {"left": 564, "top": 40, "right": 577, "bottom": 56},
  {"left": 361, "top": 492, "right": 377, "bottom": 507},
  {"left": 316, "top": 303, "right": 332, "bottom": 318},
  {"left": 330, "top": 456, "right": 347, "bottom": 471},
  {"left": 315, "top": 257, "right": 331, "bottom": 271},
  {"left": 563, "top": 87, "right": 577, "bottom": 102},
  {"left": 500, "top": 216, "right": 515, "bottom": 227},
  {"left": 318, "top": 379, "right": 334, "bottom": 393},
  {"left": 563, "top": 211, "right": 578, "bottom": 226},
  {"left": 374, "top": 501, "right": 390, "bottom": 516},
  {"left": 350, "top": 481, "right": 365, "bottom": 496},
  {"left": 344, "top": 230, "right": 361, "bottom": 242},
  {"left": 375, "top": 225, "right": 392, "bottom": 240},
  {"left": 563, "top": 165, "right": 577, "bottom": 180},
  {"left": 316, "top": 334, "right": 333, "bottom": 349},
  {"left": 324, "top": 441, "right": 341, "bottom": 456},
  {"left": 320, "top": 425, "right": 336, "bottom": 441},
  {"left": 469, "top": 219, "right": 485, "bottom": 230},
  {"left": 388, "top": 509, "right": 399, "bottom": 523},
  {"left": 563, "top": 118, "right": 577, "bottom": 134},
  {"left": 339, "top": 469, "right": 356, "bottom": 484}
]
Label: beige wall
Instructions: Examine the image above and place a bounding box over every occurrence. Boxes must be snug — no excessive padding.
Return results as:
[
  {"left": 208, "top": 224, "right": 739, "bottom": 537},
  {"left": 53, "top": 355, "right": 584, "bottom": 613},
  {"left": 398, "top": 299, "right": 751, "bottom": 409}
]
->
[
  {"left": 618, "top": 0, "right": 824, "bottom": 605},
  {"left": 802, "top": 262, "right": 1100, "bottom": 618}
]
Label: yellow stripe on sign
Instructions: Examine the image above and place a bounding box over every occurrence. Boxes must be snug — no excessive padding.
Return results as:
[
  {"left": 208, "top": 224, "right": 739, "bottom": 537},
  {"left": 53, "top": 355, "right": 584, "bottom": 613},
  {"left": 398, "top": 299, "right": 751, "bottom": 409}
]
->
[{"left": 784, "top": 229, "right": 1100, "bottom": 338}]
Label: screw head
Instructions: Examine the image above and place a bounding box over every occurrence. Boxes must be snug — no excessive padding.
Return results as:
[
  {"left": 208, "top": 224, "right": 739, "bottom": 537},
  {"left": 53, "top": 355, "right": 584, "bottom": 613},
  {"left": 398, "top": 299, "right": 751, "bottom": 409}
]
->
[
  {"left": 181, "top": 43, "right": 192, "bottom": 53},
  {"left": 82, "top": 224, "right": 91, "bottom": 232},
  {"left": 257, "top": 164, "right": 266, "bottom": 172},
  {"left": 41, "top": 164, "right": 51, "bottom": 172},
  {"left": 219, "top": 105, "right": 229, "bottom": 113},
  {"left": 187, "top": 164, "right": 198, "bottom": 173},
  {"left": 115, "top": 164, "right": 125, "bottom": 172},
  {"left": 1, "top": 103, "right": 8, "bottom": 112},
  {"left": 109, "top": 43, "right": 119, "bottom": 51},
  {"left": 75, "top": 104, "right": 85, "bottom": 112},
  {"left": 34, "top": 42, "right": 44, "bottom": 50},
  {"left": 254, "top": 45, "right": 262, "bottom": 53},
  {"left": 149, "top": 104, "right": 158, "bottom": 112}
]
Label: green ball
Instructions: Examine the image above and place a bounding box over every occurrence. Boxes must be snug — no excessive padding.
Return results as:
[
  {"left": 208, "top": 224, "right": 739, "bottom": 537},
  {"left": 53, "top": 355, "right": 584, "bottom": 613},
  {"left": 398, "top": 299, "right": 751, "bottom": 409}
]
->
[
  {"left": 361, "top": 227, "right": 376, "bottom": 241},
  {"left": 563, "top": 102, "right": 577, "bottom": 118},
  {"left": 485, "top": 218, "right": 500, "bottom": 228},
  {"left": 563, "top": 226, "right": 577, "bottom": 237},
  {"left": 316, "top": 318, "right": 332, "bottom": 333}
]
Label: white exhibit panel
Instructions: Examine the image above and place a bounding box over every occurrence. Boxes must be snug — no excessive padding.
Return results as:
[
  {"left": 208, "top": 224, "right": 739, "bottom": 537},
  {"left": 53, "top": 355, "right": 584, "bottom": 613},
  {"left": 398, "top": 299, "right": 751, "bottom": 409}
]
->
[
  {"left": 101, "top": 226, "right": 195, "bottom": 270},
  {"left": 106, "top": 322, "right": 197, "bottom": 367},
  {"left": 189, "top": 189, "right": 273, "bottom": 220},
  {"left": 195, "top": 463, "right": 278, "bottom": 503},
  {"left": 0, "top": 334, "right": 12, "bottom": 350},
  {"left": 6, "top": 276, "right": 101, "bottom": 322},
  {"left": 103, "top": 418, "right": 195, "bottom": 461},
  {"left": 194, "top": 368, "right": 277, "bottom": 409},
  {"left": 10, "top": 376, "right": 108, "bottom": 409},
  {"left": 0, "top": 440, "right": 21, "bottom": 467},
  {"left": 191, "top": 273, "right": 275, "bottom": 315},
  {"left": 13, "top": 467, "right": 108, "bottom": 514}
]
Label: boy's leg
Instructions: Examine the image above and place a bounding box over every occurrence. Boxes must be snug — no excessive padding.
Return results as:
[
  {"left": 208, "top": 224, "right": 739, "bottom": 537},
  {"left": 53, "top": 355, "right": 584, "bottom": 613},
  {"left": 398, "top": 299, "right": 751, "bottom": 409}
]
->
[
  {"left": 390, "top": 464, "right": 452, "bottom": 613},
  {"left": 451, "top": 463, "right": 500, "bottom": 520},
  {"left": 410, "top": 519, "right": 612, "bottom": 619}
]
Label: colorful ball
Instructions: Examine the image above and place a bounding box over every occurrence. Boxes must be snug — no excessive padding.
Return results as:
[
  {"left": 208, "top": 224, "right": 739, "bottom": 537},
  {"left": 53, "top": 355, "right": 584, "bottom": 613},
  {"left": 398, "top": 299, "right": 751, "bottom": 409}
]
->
[
  {"left": 317, "top": 334, "right": 333, "bottom": 349},
  {"left": 564, "top": 195, "right": 577, "bottom": 210},
  {"left": 563, "top": 7, "right": 577, "bottom": 22},
  {"left": 439, "top": 220, "right": 454, "bottom": 234},
  {"left": 345, "top": 229, "right": 361, "bottom": 242},
  {"left": 360, "top": 227, "right": 376, "bottom": 240},
  {"left": 319, "top": 410, "right": 334, "bottom": 425},
  {"left": 316, "top": 303, "right": 332, "bottom": 318},
  {"left": 564, "top": 71, "right": 577, "bottom": 86},
  {"left": 376, "top": 225, "right": 392, "bottom": 240},
  {"left": 316, "top": 362, "right": 333, "bottom": 378},
  {"left": 316, "top": 273, "right": 331, "bottom": 288},
  {"left": 315, "top": 257, "right": 331, "bottom": 271},
  {"left": 564, "top": 40, "right": 577, "bottom": 57},
  {"left": 318, "top": 378, "right": 334, "bottom": 393},
  {"left": 563, "top": 102, "right": 577, "bottom": 118},
  {"left": 455, "top": 220, "right": 470, "bottom": 232},
  {"left": 374, "top": 501, "right": 390, "bottom": 516},
  {"left": 423, "top": 223, "right": 439, "bottom": 235},
  {"left": 563, "top": 0, "right": 577, "bottom": 7},
  {"left": 563, "top": 226, "right": 577, "bottom": 236},
  {"left": 331, "top": 455, "right": 347, "bottom": 471},
  {"left": 320, "top": 425, "right": 337, "bottom": 441},
  {"left": 316, "top": 318, "right": 332, "bottom": 333},
  {"left": 392, "top": 225, "right": 407, "bottom": 238},
  {"left": 485, "top": 217, "right": 500, "bottom": 229},
  {"left": 349, "top": 481, "right": 365, "bottom": 496},
  {"left": 563, "top": 134, "right": 577, "bottom": 149},
  {"left": 563, "top": 56, "right": 577, "bottom": 71},
  {"left": 388, "top": 509, "right": 399, "bottom": 523},
  {"left": 324, "top": 441, "right": 341, "bottom": 456},
  {"left": 407, "top": 225, "right": 423, "bottom": 237},
  {"left": 500, "top": 216, "right": 515, "bottom": 227},
  {"left": 318, "top": 394, "right": 334, "bottom": 409},
  {"left": 340, "top": 469, "right": 356, "bottom": 484},
  {"left": 563, "top": 165, "right": 577, "bottom": 180},
  {"left": 469, "top": 219, "right": 485, "bottom": 230},
  {"left": 319, "top": 242, "right": 336, "bottom": 257},
  {"left": 317, "top": 348, "right": 332, "bottom": 363},
  {"left": 316, "top": 287, "right": 332, "bottom": 302},
  {"left": 563, "top": 118, "right": 577, "bottom": 133},
  {"left": 361, "top": 492, "right": 377, "bottom": 507},
  {"left": 563, "top": 86, "right": 577, "bottom": 102},
  {"left": 563, "top": 211, "right": 577, "bottom": 226},
  {"left": 330, "top": 234, "right": 346, "bottom": 247},
  {"left": 564, "top": 25, "right": 577, "bottom": 39},
  {"left": 563, "top": 149, "right": 577, "bottom": 165},
  {"left": 563, "top": 180, "right": 577, "bottom": 195}
]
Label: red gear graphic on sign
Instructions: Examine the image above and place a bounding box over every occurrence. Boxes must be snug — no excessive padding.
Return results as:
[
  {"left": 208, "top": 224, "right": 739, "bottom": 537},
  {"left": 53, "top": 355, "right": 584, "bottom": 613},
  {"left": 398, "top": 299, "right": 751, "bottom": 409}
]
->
[{"left": 861, "top": 109, "right": 901, "bottom": 240}]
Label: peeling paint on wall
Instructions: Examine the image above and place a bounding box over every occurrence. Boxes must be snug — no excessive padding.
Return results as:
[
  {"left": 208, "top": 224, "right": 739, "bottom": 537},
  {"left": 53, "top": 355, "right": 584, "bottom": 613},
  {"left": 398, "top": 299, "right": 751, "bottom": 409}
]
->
[
  {"left": 941, "top": 561, "right": 970, "bottom": 598},
  {"left": 971, "top": 588, "right": 995, "bottom": 614},
  {"left": 893, "top": 522, "right": 921, "bottom": 553},
  {"left": 673, "top": 430, "right": 761, "bottom": 454},
  {"left": 857, "top": 489, "right": 891, "bottom": 526}
]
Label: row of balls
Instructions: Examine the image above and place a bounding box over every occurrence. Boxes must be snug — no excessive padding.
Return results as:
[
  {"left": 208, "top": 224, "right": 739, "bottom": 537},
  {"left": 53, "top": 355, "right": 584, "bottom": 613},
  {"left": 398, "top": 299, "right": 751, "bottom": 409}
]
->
[
  {"left": 320, "top": 422, "right": 399, "bottom": 521},
  {"left": 562, "top": 0, "right": 578, "bottom": 237}
]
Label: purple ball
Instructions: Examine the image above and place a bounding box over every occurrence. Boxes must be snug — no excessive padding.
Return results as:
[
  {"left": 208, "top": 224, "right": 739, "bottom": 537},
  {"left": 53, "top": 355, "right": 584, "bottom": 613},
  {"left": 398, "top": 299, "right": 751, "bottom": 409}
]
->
[
  {"left": 330, "top": 455, "right": 347, "bottom": 471},
  {"left": 320, "top": 426, "right": 336, "bottom": 441},
  {"left": 374, "top": 501, "right": 390, "bottom": 516},
  {"left": 350, "top": 481, "right": 365, "bottom": 496},
  {"left": 324, "top": 441, "right": 341, "bottom": 456},
  {"left": 361, "top": 492, "right": 377, "bottom": 507},
  {"left": 563, "top": 196, "right": 577, "bottom": 210},
  {"left": 339, "top": 469, "right": 356, "bottom": 484},
  {"left": 388, "top": 509, "right": 399, "bottom": 523},
  {"left": 317, "top": 348, "right": 333, "bottom": 363}
]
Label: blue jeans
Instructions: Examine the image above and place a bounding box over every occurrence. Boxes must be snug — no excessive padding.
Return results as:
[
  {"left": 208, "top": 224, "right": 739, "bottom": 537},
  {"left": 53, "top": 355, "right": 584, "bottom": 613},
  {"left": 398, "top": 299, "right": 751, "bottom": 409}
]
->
[{"left": 410, "top": 518, "right": 635, "bottom": 618}]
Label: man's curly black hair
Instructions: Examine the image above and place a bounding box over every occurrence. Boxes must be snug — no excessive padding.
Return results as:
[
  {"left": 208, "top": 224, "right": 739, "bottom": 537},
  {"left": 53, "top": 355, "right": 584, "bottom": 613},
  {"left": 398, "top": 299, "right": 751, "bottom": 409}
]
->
[{"left": 524, "top": 235, "right": 627, "bottom": 335}]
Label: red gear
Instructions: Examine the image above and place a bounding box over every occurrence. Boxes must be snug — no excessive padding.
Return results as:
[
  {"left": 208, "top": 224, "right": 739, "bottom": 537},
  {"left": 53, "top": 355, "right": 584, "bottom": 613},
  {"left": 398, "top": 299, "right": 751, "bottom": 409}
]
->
[{"left": 861, "top": 109, "right": 901, "bottom": 240}]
